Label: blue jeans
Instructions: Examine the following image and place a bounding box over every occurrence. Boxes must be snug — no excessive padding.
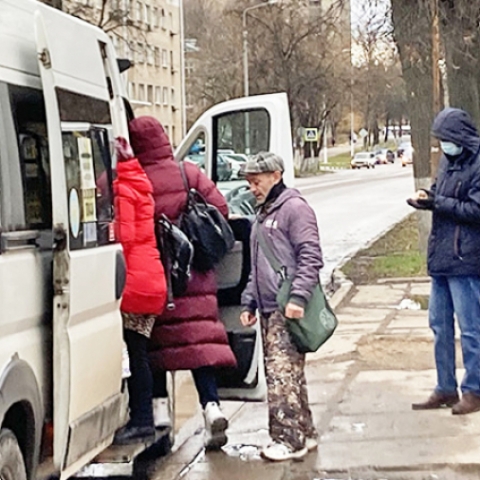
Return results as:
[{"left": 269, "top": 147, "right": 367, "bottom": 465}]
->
[
  {"left": 429, "top": 275, "right": 480, "bottom": 395},
  {"left": 153, "top": 367, "right": 219, "bottom": 408}
]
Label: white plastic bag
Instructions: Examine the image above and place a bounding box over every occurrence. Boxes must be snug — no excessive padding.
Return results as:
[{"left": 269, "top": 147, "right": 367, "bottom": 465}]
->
[{"left": 122, "top": 343, "right": 131, "bottom": 379}]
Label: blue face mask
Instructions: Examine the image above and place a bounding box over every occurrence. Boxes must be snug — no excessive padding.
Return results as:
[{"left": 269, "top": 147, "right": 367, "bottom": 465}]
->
[{"left": 440, "top": 141, "right": 463, "bottom": 156}]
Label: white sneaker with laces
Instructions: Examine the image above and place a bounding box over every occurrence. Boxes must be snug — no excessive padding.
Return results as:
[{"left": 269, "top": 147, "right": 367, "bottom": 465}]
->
[
  {"left": 152, "top": 398, "right": 171, "bottom": 428},
  {"left": 305, "top": 437, "right": 318, "bottom": 451},
  {"left": 261, "top": 442, "right": 308, "bottom": 462},
  {"left": 203, "top": 402, "right": 228, "bottom": 450}
]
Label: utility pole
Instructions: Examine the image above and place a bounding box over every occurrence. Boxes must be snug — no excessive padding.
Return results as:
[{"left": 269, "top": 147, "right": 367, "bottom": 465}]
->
[{"left": 431, "top": 0, "right": 442, "bottom": 178}]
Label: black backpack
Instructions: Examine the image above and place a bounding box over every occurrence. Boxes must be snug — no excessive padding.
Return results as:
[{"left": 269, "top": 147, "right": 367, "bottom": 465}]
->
[
  {"left": 179, "top": 162, "right": 235, "bottom": 272},
  {"left": 155, "top": 214, "right": 194, "bottom": 309}
]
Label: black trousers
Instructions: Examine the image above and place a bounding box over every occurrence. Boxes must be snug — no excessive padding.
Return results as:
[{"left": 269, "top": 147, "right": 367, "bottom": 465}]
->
[{"left": 124, "top": 329, "right": 154, "bottom": 428}]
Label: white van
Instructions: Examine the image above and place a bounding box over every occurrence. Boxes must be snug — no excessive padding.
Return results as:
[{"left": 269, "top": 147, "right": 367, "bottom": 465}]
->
[{"left": 0, "top": 0, "right": 294, "bottom": 478}]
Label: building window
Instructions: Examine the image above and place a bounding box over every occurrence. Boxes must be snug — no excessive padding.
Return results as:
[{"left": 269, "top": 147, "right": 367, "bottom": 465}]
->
[
  {"left": 136, "top": 1, "right": 142, "bottom": 22},
  {"left": 171, "top": 87, "right": 176, "bottom": 106},
  {"left": 137, "top": 42, "right": 145, "bottom": 63},
  {"left": 138, "top": 83, "right": 145, "bottom": 102},
  {"left": 162, "top": 49, "right": 168, "bottom": 68},
  {"left": 147, "top": 85, "right": 153, "bottom": 104},
  {"left": 155, "top": 86, "right": 162, "bottom": 105},
  {"left": 161, "top": 8, "right": 166, "bottom": 29},
  {"left": 169, "top": 11, "right": 174, "bottom": 32},
  {"left": 145, "top": 4, "right": 151, "bottom": 27},
  {"left": 147, "top": 47, "right": 154, "bottom": 65},
  {"left": 129, "top": 82, "right": 136, "bottom": 99},
  {"left": 153, "top": 7, "right": 159, "bottom": 28},
  {"left": 171, "top": 126, "right": 176, "bottom": 146},
  {"left": 164, "top": 125, "right": 169, "bottom": 137},
  {"left": 154, "top": 47, "right": 160, "bottom": 67},
  {"left": 162, "top": 87, "right": 169, "bottom": 105},
  {"left": 170, "top": 50, "right": 175, "bottom": 72}
]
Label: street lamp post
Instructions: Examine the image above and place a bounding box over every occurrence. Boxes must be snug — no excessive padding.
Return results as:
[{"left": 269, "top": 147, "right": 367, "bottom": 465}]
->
[{"left": 242, "top": 0, "right": 277, "bottom": 97}]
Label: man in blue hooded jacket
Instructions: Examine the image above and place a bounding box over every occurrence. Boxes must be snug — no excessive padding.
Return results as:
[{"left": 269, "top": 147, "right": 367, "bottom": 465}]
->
[{"left": 409, "top": 108, "right": 480, "bottom": 415}]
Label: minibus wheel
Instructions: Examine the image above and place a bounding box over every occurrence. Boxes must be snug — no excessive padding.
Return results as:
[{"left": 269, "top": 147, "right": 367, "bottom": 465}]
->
[{"left": 0, "top": 429, "right": 27, "bottom": 480}]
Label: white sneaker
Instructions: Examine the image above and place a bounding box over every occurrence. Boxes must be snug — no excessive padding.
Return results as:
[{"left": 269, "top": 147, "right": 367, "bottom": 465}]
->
[
  {"left": 305, "top": 437, "right": 318, "bottom": 451},
  {"left": 203, "top": 402, "right": 228, "bottom": 450},
  {"left": 152, "top": 398, "right": 171, "bottom": 429},
  {"left": 261, "top": 442, "right": 308, "bottom": 462}
]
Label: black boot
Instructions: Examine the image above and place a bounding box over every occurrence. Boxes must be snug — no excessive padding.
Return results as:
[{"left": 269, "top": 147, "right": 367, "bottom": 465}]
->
[{"left": 113, "top": 423, "right": 155, "bottom": 445}]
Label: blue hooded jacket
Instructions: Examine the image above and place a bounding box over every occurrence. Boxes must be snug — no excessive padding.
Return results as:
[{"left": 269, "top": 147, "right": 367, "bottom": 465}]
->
[{"left": 428, "top": 108, "right": 480, "bottom": 276}]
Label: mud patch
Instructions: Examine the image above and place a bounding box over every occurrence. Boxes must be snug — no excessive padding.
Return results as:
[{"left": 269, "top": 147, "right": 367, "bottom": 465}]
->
[{"left": 357, "top": 336, "right": 463, "bottom": 370}]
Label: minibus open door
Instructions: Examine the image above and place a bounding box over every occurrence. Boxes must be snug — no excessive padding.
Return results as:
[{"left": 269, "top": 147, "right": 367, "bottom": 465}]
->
[{"left": 175, "top": 93, "right": 294, "bottom": 402}]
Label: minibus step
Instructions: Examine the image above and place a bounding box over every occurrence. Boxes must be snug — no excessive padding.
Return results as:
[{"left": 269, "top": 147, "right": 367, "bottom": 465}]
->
[{"left": 72, "top": 428, "right": 171, "bottom": 479}]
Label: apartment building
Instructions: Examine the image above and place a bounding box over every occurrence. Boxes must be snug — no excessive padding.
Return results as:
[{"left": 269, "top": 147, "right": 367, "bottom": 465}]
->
[{"left": 42, "top": 0, "right": 185, "bottom": 147}]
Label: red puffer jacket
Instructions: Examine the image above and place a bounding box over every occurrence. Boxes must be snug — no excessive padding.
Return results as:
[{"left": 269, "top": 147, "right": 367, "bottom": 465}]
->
[
  {"left": 129, "top": 116, "right": 236, "bottom": 371},
  {"left": 114, "top": 158, "right": 167, "bottom": 316}
]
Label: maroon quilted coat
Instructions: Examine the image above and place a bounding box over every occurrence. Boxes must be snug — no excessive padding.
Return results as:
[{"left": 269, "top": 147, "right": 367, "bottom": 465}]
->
[{"left": 129, "top": 116, "right": 236, "bottom": 372}]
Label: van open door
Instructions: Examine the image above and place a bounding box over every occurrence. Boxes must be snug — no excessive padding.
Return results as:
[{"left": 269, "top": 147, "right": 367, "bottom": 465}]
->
[
  {"left": 175, "top": 93, "right": 294, "bottom": 401},
  {"left": 35, "top": 8, "right": 125, "bottom": 477}
]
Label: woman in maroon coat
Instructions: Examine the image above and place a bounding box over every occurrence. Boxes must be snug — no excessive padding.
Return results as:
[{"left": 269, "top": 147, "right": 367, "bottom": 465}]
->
[
  {"left": 129, "top": 116, "right": 236, "bottom": 450},
  {"left": 112, "top": 137, "right": 167, "bottom": 445}
]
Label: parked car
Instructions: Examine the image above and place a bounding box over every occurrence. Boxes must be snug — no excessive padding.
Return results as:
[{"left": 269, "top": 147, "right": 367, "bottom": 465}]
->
[
  {"left": 185, "top": 153, "right": 233, "bottom": 180},
  {"left": 401, "top": 146, "right": 414, "bottom": 167},
  {"left": 351, "top": 151, "right": 376, "bottom": 169},
  {"left": 396, "top": 141, "right": 411, "bottom": 158},
  {"left": 375, "top": 148, "right": 395, "bottom": 164},
  {"left": 224, "top": 153, "right": 248, "bottom": 180}
]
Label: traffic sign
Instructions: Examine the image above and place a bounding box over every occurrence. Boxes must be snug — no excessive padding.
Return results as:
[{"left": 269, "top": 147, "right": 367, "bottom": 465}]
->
[
  {"left": 359, "top": 128, "right": 368, "bottom": 138},
  {"left": 304, "top": 128, "right": 319, "bottom": 142}
]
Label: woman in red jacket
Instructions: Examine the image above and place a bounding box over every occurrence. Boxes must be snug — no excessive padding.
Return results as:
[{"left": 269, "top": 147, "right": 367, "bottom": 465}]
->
[
  {"left": 129, "top": 117, "right": 236, "bottom": 450},
  {"left": 112, "top": 137, "right": 167, "bottom": 445}
]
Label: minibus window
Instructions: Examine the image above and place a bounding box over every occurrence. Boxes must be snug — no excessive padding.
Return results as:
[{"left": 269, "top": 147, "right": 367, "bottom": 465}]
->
[
  {"left": 7, "top": 84, "right": 52, "bottom": 231},
  {"left": 56, "top": 89, "right": 114, "bottom": 250}
]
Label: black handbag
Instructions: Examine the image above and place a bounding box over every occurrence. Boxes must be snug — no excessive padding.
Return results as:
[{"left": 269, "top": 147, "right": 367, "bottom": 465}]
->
[
  {"left": 156, "top": 214, "right": 194, "bottom": 308},
  {"left": 179, "top": 162, "right": 235, "bottom": 272}
]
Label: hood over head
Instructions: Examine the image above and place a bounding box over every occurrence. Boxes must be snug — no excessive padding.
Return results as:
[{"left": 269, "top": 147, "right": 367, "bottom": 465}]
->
[
  {"left": 129, "top": 116, "right": 174, "bottom": 166},
  {"left": 432, "top": 108, "right": 480, "bottom": 155}
]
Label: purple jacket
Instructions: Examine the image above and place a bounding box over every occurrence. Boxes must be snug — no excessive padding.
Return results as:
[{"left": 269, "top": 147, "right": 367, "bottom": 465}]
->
[{"left": 241, "top": 188, "right": 323, "bottom": 314}]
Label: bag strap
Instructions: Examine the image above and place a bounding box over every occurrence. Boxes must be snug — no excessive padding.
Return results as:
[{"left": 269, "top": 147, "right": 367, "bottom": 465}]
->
[
  {"left": 255, "top": 222, "right": 284, "bottom": 276},
  {"left": 158, "top": 216, "right": 176, "bottom": 311}
]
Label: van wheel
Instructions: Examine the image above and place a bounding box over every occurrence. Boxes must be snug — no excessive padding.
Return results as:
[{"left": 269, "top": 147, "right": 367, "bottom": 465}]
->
[{"left": 0, "top": 429, "right": 27, "bottom": 480}]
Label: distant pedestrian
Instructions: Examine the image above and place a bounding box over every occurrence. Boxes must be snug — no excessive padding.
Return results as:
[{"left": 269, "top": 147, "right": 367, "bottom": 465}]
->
[
  {"left": 112, "top": 137, "right": 167, "bottom": 444},
  {"left": 408, "top": 108, "right": 480, "bottom": 415},
  {"left": 240, "top": 152, "right": 323, "bottom": 461}
]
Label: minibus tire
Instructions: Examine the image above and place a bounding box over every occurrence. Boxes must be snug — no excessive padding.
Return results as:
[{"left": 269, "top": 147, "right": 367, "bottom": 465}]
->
[{"left": 0, "top": 429, "right": 27, "bottom": 480}]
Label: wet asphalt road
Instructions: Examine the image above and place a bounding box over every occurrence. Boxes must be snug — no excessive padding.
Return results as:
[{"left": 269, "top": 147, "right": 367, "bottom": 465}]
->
[{"left": 296, "top": 163, "right": 415, "bottom": 284}]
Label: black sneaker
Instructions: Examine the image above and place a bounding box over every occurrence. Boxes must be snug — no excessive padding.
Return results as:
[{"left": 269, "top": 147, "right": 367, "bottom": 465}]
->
[{"left": 113, "top": 424, "right": 155, "bottom": 445}]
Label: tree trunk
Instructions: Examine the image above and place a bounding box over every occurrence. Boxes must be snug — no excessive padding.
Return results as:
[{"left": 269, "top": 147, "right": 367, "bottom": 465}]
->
[
  {"left": 440, "top": 2, "right": 480, "bottom": 127},
  {"left": 391, "top": 0, "right": 434, "bottom": 254}
]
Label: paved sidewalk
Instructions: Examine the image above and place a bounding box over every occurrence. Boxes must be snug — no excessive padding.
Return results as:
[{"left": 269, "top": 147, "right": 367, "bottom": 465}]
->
[{"left": 152, "top": 279, "right": 480, "bottom": 480}]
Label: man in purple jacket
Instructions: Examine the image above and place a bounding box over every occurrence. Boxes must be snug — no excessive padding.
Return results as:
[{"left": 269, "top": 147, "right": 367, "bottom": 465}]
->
[{"left": 240, "top": 152, "right": 323, "bottom": 462}]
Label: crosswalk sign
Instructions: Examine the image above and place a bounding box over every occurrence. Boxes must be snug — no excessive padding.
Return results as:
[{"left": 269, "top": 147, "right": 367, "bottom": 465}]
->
[{"left": 304, "top": 128, "right": 319, "bottom": 142}]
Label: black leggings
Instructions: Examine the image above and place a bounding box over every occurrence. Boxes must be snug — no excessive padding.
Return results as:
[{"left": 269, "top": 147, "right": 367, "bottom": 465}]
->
[{"left": 124, "top": 329, "right": 154, "bottom": 428}]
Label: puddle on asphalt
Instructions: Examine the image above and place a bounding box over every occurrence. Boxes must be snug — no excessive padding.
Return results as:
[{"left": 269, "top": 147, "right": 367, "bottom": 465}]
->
[{"left": 222, "top": 444, "right": 262, "bottom": 461}]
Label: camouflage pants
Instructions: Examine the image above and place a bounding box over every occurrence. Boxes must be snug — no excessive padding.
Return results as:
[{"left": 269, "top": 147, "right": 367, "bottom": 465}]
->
[{"left": 261, "top": 310, "right": 317, "bottom": 451}]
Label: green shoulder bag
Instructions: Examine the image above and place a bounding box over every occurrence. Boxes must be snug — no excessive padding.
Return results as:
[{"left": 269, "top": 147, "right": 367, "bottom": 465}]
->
[{"left": 256, "top": 224, "right": 337, "bottom": 353}]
